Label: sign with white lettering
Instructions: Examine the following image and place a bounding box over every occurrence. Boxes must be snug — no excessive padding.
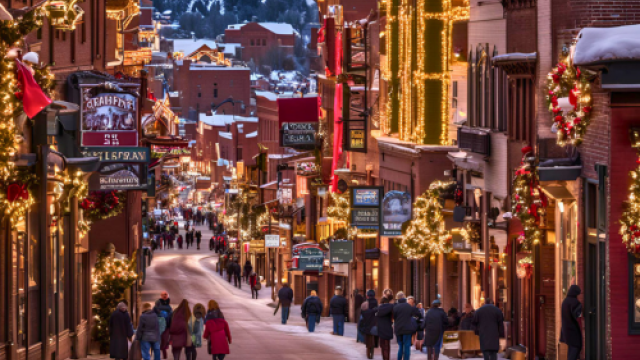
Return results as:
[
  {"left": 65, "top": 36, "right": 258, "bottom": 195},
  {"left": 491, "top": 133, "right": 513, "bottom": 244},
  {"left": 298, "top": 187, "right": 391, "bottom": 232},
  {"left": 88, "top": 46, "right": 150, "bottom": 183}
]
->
[
  {"left": 81, "top": 84, "right": 140, "bottom": 147},
  {"left": 83, "top": 147, "right": 149, "bottom": 191},
  {"left": 351, "top": 187, "right": 382, "bottom": 207},
  {"left": 265, "top": 234, "right": 280, "bottom": 248},
  {"left": 351, "top": 208, "right": 380, "bottom": 229},
  {"left": 329, "top": 239, "right": 353, "bottom": 263},
  {"left": 280, "top": 122, "right": 317, "bottom": 149},
  {"left": 81, "top": 147, "right": 150, "bottom": 163}
]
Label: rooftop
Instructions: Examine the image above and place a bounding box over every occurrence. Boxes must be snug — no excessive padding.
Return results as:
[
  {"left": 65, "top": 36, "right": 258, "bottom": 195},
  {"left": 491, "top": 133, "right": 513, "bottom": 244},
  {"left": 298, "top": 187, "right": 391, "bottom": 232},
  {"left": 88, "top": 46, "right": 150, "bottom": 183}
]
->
[{"left": 227, "top": 22, "right": 299, "bottom": 36}]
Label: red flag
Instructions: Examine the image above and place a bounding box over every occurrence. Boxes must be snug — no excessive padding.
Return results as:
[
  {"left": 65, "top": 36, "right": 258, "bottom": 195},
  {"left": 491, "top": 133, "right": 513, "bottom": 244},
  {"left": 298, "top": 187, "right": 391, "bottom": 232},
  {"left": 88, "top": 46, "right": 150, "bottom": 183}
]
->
[{"left": 14, "top": 60, "right": 51, "bottom": 119}]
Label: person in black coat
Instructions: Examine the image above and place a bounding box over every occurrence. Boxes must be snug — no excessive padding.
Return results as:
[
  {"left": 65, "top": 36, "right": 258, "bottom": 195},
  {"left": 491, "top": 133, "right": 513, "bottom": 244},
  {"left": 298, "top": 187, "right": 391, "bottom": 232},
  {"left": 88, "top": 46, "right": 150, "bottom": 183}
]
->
[
  {"left": 109, "top": 302, "right": 134, "bottom": 360},
  {"left": 376, "top": 297, "right": 394, "bottom": 360},
  {"left": 329, "top": 286, "right": 348, "bottom": 336},
  {"left": 472, "top": 299, "right": 505, "bottom": 360},
  {"left": 301, "top": 291, "right": 324, "bottom": 332},
  {"left": 424, "top": 300, "right": 448, "bottom": 360},
  {"left": 360, "top": 290, "right": 379, "bottom": 359},
  {"left": 459, "top": 303, "right": 475, "bottom": 331},
  {"left": 277, "top": 282, "right": 294, "bottom": 324},
  {"left": 560, "top": 285, "right": 583, "bottom": 360},
  {"left": 354, "top": 289, "right": 365, "bottom": 343},
  {"left": 392, "top": 292, "right": 421, "bottom": 360}
]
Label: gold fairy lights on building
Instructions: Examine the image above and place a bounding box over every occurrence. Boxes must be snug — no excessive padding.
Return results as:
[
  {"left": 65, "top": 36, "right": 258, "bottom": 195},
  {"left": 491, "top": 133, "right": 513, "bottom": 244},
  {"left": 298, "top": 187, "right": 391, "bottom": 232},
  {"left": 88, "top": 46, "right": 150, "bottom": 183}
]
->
[{"left": 384, "top": 0, "right": 469, "bottom": 145}]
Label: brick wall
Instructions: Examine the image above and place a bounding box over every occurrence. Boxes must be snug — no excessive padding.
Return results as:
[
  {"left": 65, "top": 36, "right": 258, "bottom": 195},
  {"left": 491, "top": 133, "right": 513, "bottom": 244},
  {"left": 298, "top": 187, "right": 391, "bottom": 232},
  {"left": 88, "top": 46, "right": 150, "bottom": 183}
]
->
[
  {"left": 506, "top": 6, "right": 537, "bottom": 53},
  {"left": 224, "top": 23, "right": 295, "bottom": 65}
]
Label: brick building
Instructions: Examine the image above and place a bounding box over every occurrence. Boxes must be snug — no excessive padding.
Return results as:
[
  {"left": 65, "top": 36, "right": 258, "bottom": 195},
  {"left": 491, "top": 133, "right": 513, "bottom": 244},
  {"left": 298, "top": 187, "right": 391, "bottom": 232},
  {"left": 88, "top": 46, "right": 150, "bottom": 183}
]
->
[
  {"left": 172, "top": 59, "right": 251, "bottom": 119},
  {"left": 224, "top": 22, "right": 297, "bottom": 65}
]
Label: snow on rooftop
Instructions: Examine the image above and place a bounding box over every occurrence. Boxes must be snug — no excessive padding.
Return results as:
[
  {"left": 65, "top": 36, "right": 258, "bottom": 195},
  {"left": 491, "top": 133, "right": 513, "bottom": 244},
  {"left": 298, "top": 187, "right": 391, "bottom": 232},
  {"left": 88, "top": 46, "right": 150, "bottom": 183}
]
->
[
  {"left": 199, "top": 114, "right": 258, "bottom": 127},
  {"left": 219, "top": 131, "right": 233, "bottom": 140},
  {"left": 227, "top": 22, "right": 298, "bottom": 36},
  {"left": 190, "top": 65, "right": 250, "bottom": 71},
  {"left": 574, "top": 24, "right": 640, "bottom": 66},
  {"left": 270, "top": 70, "right": 300, "bottom": 82},
  {"left": 173, "top": 39, "right": 216, "bottom": 57},
  {"left": 246, "top": 130, "right": 258, "bottom": 138},
  {"left": 492, "top": 52, "right": 537, "bottom": 62},
  {"left": 163, "top": 10, "right": 172, "bottom": 15},
  {"left": 218, "top": 43, "right": 241, "bottom": 55}
]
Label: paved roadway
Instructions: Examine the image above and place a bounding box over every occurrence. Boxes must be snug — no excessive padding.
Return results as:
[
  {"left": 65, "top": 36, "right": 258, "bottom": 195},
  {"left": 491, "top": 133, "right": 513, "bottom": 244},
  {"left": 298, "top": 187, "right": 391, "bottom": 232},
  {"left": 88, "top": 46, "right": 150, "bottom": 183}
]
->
[{"left": 141, "top": 223, "right": 490, "bottom": 359}]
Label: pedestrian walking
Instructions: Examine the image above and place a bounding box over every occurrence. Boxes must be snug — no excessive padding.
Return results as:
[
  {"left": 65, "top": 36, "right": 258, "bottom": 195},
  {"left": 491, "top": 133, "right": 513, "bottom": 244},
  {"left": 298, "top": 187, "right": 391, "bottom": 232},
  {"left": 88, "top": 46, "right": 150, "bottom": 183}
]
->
[
  {"left": 168, "top": 299, "right": 192, "bottom": 360},
  {"left": 209, "top": 236, "right": 215, "bottom": 251},
  {"left": 472, "top": 299, "right": 505, "bottom": 360},
  {"left": 137, "top": 303, "right": 161, "bottom": 360},
  {"left": 233, "top": 261, "right": 242, "bottom": 289},
  {"left": 168, "top": 233, "right": 174, "bottom": 249},
  {"left": 203, "top": 303, "right": 232, "bottom": 360},
  {"left": 225, "top": 259, "right": 234, "bottom": 283},
  {"left": 205, "top": 300, "right": 225, "bottom": 321},
  {"left": 424, "top": 300, "right": 448, "bottom": 360},
  {"left": 277, "top": 282, "right": 294, "bottom": 324},
  {"left": 376, "top": 296, "right": 394, "bottom": 360},
  {"left": 354, "top": 289, "right": 365, "bottom": 343},
  {"left": 414, "top": 303, "right": 426, "bottom": 351},
  {"left": 177, "top": 235, "right": 184, "bottom": 249},
  {"left": 392, "top": 291, "right": 421, "bottom": 360},
  {"left": 360, "top": 290, "right": 379, "bottom": 359},
  {"left": 155, "top": 291, "right": 173, "bottom": 359},
  {"left": 560, "top": 285, "right": 583, "bottom": 360},
  {"left": 329, "top": 286, "right": 348, "bottom": 336},
  {"left": 249, "top": 272, "right": 260, "bottom": 299},
  {"left": 459, "top": 303, "right": 475, "bottom": 331},
  {"left": 195, "top": 230, "right": 202, "bottom": 250},
  {"left": 109, "top": 302, "right": 134, "bottom": 360},
  {"left": 243, "top": 260, "right": 253, "bottom": 284},
  {"left": 185, "top": 303, "right": 205, "bottom": 360},
  {"left": 301, "top": 290, "right": 323, "bottom": 332}
]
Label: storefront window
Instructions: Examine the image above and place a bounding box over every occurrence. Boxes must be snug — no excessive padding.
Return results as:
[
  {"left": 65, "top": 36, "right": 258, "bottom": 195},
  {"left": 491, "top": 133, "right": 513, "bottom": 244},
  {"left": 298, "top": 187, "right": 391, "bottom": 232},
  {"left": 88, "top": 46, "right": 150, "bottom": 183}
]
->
[{"left": 561, "top": 203, "right": 578, "bottom": 297}]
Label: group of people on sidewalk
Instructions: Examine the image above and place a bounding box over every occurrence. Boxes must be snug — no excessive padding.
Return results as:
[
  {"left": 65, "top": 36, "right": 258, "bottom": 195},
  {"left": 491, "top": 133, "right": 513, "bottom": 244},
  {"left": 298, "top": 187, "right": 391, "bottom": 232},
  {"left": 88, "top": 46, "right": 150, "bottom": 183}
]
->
[{"left": 109, "top": 291, "right": 232, "bottom": 360}]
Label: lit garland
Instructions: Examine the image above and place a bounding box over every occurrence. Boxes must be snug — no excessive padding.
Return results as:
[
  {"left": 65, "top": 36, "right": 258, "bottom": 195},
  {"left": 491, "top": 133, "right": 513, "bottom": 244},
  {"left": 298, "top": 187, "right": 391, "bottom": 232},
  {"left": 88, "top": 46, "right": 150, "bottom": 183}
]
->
[
  {"left": 327, "top": 190, "right": 349, "bottom": 223},
  {"left": 43, "top": 0, "right": 85, "bottom": 31},
  {"left": 80, "top": 191, "right": 126, "bottom": 222},
  {"left": 91, "top": 250, "right": 137, "bottom": 353},
  {"left": 619, "top": 130, "right": 640, "bottom": 254},
  {"left": 385, "top": 0, "right": 469, "bottom": 144},
  {"left": 546, "top": 56, "right": 593, "bottom": 146},
  {"left": 0, "top": 9, "right": 44, "bottom": 228},
  {"left": 33, "top": 63, "right": 56, "bottom": 99},
  {"left": 461, "top": 221, "right": 481, "bottom": 244},
  {"left": 397, "top": 181, "right": 454, "bottom": 259},
  {"left": 511, "top": 146, "right": 547, "bottom": 249}
]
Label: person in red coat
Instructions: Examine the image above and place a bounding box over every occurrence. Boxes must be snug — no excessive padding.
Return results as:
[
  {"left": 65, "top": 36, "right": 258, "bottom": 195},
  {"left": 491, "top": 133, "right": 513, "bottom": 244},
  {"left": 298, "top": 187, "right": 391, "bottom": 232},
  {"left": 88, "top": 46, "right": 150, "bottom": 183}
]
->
[
  {"left": 203, "top": 315, "right": 232, "bottom": 360},
  {"left": 249, "top": 272, "right": 259, "bottom": 299}
]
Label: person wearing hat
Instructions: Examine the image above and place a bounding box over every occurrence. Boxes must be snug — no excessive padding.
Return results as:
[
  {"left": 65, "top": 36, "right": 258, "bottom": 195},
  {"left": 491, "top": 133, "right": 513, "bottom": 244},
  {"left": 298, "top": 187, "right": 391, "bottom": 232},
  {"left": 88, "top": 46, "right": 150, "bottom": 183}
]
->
[
  {"left": 329, "top": 286, "right": 348, "bottom": 336},
  {"left": 424, "top": 299, "right": 448, "bottom": 360}
]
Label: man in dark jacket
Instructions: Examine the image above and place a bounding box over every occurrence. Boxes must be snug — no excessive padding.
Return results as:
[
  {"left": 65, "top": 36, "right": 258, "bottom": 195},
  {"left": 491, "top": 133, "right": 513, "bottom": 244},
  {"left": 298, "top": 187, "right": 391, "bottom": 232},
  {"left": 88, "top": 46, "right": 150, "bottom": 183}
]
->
[
  {"left": 392, "top": 292, "right": 421, "bottom": 360},
  {"left": 459, "top": 303, "right": 475, "bottom": 331},
  {"left": 376, "top": 297, "right": 394, "bottom": 360},
  {"left": 155, "top": 291, "right": 173, "bottom": 359},
  {"left": 277, "top": 282, "right": 294, "bottom": 324},
  {"left": 329, "top": 286, "right": 348, "bottom": 336},
  {"left": 472, "top": 299, "right": 505, "bottom": 360},
  {"left": 137, "top": 303, "right": 161, "bottom": 360},
  {"left": 195, "top": 230, "right": 202, "bottom": 250},
  {"left": 424, "top": 300, "right": 448, "bottom": 360},
  {"left": 354, "top": 289, "right": 365, "bottom": 343},
  {"left": 233, "top": 260, "right": 242, "bottom": 288},
  {"left": 561, "top": 285, "right": 583, "bottom": 360},
  {"left": 301, "top": 290, "right": 324, "bottom": 332},
  {"left": 109, "top": 302, "right": 134, "bottom": 360}
]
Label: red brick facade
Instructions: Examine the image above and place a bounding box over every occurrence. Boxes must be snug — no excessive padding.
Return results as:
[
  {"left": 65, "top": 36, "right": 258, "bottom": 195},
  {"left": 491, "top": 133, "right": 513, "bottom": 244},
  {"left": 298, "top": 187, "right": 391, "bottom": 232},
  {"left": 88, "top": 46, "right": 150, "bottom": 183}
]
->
[{"left": 224, "top": 22, "right": 296, "bottom": 65}]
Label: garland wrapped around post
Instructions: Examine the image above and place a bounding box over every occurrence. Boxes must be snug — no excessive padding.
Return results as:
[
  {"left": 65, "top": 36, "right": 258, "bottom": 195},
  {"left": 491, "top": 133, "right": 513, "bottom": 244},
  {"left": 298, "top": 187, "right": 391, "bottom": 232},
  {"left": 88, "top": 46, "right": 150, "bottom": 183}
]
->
[
  {"left": 397, "top": 181, "right": 453, "bottom": 259},
  {"left": 620, "top": 129, "right": 640, "bottom": 254},
  {"left": 91, "top": 250, "right": 137, "bottom": 353},
  {"left": 511, "top": 146, "right": 547, "bottom": 250},
  {"left": 546, "top": 56, "right": 593, "bottom": 146}
]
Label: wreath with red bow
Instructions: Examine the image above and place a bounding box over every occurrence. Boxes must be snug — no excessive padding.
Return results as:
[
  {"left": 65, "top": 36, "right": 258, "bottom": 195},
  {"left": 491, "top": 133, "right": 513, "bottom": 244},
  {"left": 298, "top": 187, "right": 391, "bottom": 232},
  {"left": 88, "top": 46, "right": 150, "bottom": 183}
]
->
[
  {"left": 80, "top": 190, "right": 126, "bottom": 222},
  {"left": 546, "top": 59, "right": 593, "bottom": 146},
  {"left": 511, "top": 146, "right": 547, "bottom": 249}
]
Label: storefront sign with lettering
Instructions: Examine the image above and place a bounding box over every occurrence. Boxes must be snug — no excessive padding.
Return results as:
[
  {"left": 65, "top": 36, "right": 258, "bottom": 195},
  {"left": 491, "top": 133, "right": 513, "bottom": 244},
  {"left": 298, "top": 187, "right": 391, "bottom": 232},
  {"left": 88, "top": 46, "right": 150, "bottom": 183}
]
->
[
  {"left": 281, "top": 122, "right": 317, "bottom": 149},
  {"left": 351, "top": 208, "right": 380, "bottom": 229},
  {"left": 81, "top": 84, "right": 140, "bottom": 147}
]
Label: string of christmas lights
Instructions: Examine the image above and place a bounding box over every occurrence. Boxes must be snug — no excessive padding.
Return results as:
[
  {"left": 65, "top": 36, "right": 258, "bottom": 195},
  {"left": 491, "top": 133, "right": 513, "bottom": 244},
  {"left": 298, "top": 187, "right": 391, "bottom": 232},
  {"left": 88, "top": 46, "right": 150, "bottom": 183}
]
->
[{"left": 511, "top": 146, "right": 547, "bottom": 250}]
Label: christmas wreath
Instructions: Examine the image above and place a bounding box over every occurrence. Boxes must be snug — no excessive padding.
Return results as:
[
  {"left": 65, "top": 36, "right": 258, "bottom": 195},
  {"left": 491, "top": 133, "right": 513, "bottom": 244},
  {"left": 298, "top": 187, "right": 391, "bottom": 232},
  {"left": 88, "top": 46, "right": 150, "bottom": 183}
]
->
[
  {"left": 80, "top": 191, "right": 126, "bottom": 222},
  {"left": 397, "top": 181, "right": 453, "bottom": 259},
  {"left": 546, "top": 58, "right": 593, "bottom": 146},
  {"left": 511, "top": 146, "right": 547, "bottom": 250}
]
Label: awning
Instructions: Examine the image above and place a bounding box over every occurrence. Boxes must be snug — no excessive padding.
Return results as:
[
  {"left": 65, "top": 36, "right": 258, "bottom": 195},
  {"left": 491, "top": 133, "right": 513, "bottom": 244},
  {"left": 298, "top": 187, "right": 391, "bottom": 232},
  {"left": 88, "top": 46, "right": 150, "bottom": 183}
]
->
[
  {"left": 447, "top": 151, "right": 484, "bottom": 173},
  {"left": 541, "top": 185, "right": 575, "bottom": 200}
]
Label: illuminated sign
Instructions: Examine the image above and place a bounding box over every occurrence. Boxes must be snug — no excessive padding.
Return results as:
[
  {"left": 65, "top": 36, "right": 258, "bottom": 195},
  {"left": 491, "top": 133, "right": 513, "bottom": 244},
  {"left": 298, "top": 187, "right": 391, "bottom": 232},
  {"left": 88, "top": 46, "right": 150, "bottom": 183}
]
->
[
  {"left": 81, "top": 84, "right": 140, "bottom": 147},
  {"left": 381, "top": 191, "right": 412, "bottom": 236},
  {"left": 81, "top": 147, "right": 150, "bottom": 163},
  {"left": 349, "top": 129, "right": 365, "bottom": 149},
  {"left": 351, "top": 208, "right": 380, "bottom": 229},
  {"left": 351, "top": 187, "right": 382, "bottom": 207}
]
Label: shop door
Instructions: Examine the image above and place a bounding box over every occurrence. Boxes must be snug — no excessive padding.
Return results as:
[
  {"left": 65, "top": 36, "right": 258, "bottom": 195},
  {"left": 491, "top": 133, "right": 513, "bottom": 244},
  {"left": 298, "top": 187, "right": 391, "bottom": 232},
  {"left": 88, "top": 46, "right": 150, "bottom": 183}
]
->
[{"left": 585, "top": 241, "right": 597, "bottom": 360}]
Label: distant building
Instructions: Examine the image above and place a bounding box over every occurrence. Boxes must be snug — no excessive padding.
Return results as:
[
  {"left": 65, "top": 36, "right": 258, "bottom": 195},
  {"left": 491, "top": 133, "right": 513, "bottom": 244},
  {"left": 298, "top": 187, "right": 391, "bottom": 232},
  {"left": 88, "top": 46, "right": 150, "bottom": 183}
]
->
[{"left": 224, "top": 22, "right": 298, "bottom": 66}]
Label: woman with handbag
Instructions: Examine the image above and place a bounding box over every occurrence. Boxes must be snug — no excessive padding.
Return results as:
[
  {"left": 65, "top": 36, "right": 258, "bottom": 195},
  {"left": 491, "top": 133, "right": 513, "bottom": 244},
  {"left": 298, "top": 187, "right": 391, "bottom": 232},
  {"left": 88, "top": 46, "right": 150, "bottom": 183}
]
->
[
  {"left": 360, "top": 290, "right": 379, "bottom": 359},
  {"left": 185, "top": 303, "right": 205, "bottom": 360}
]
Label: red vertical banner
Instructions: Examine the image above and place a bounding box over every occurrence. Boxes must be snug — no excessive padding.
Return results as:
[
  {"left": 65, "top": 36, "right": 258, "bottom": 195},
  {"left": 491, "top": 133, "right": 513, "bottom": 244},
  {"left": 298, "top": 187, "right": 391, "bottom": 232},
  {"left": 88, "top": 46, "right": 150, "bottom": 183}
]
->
[{"left": 332, "top": 83, "right": 344, "bottom": 193}]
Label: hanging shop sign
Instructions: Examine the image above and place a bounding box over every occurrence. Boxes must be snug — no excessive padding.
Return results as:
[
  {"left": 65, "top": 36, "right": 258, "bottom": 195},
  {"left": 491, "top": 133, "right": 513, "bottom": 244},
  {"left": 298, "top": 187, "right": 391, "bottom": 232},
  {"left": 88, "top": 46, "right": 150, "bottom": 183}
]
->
[
  {"left": 80, "top": 84, "right": 140, "bottom": 147},
  {"left": 291, "top": 244, "right": 325, "bottom": 272},
  {"left": 342, "top": 85, "right": 368, "bottom": 153},
  {"left": 83, "top": 147, "right": 150, "bottom": 191},
  {"left": 381, "top": 191, "right": 412, "bottom": 236},
  {"left": 265, "top": 234, "right": 280, "bottom": 248},
  {"left": 351, "top": 208, "right": 381, "bottom": 229},
  {"left": 350, "top": 186, "right": 383, "bottom": 229},
  {"left": 329, "top": 239, "right": 353, "bottom": 263},
  {"left": 280, "top": 122, "right": 318, "bottom": 149}
]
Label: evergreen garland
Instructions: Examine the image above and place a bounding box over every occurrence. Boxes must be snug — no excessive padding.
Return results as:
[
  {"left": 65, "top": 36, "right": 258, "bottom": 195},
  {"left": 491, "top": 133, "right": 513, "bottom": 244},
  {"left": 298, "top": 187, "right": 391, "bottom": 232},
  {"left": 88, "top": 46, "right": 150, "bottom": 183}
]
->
[
  {"left": 511, "top": 146, "right": 547, "bottom": 250},
  {"left": 327, "top": 190, "right": 349, "bottom": 223},
  {"left": 619, "top": 136, "right": 640, "bottom": 254},
  {"left": 397, "top": 181, "right": 453, "bottom": 259},
  {"left": 91, "top": 250, "right": 138, "bottom": 353},
  {"left": 80, "top": 191, "right": 126, "bottom": 222}
]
